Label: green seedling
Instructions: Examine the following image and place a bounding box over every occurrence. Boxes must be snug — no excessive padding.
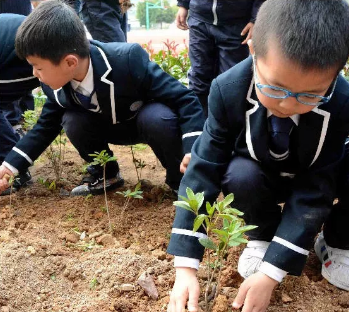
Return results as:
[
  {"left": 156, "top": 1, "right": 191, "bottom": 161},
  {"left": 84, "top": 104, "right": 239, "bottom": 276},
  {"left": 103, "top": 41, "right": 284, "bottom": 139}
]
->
[
  {"left": 130, "top": 144, "right": 148, "bottom": 181},
  {"left": 116, "top": 182, "right": 143, "bottom": 217},
  {"left": 50, "top": 274, "right": 56, "bottom": 282},
  {"left": 65, "top": 212, "right": 74, "bottom": 222},
  {"left": 37, "top": 177, "right": 56, "bottom": 190},
  {"left": 84, "top": 193, "right": 93, "bottom": 201},
  {"left": 23, "top": 101, "right": 68, "bottom": 182},
  {"left": 90, "top": 277, "right": 99, "bottom": 290},
  {"left": 174, "top": 188, "right": 257, "bottom": 312},
  {"left": 7, "top": 175, "right": 15, "bottom": 207},
  {"left": 89, "top": 150, "right": 117, "bottom": 232}
]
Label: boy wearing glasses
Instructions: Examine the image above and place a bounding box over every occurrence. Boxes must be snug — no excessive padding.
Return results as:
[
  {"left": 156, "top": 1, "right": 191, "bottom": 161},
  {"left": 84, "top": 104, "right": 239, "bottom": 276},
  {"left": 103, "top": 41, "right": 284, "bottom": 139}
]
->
[{"left": 167, "top": 0, "right": 349, "bottom": 311}]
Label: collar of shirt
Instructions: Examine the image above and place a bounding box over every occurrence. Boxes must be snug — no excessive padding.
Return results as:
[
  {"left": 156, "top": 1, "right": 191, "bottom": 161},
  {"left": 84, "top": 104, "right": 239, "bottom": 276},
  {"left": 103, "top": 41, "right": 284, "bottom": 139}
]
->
[
  {"left": 267, "top": 110, "right": 300, "bottom": 126},
  {"left": 70, "top": 58, "right": 94, "bottom": 97}
]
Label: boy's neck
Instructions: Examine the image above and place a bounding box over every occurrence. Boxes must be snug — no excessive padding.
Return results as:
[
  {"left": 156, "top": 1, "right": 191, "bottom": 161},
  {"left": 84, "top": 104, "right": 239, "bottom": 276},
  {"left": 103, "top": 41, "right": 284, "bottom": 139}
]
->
[{"left": 73, "top": 56, "right": 90, "bottom": 82}]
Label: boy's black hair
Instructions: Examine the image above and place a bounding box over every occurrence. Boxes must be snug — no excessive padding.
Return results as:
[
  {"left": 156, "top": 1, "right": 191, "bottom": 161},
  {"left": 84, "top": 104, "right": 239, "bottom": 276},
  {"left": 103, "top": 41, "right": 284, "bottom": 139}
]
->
[
  {"left": 15, "top": 0, "right": 89, "bottom": 64},
  {"left": 253, "top": 0, "right": 349, "bottom": 72}
]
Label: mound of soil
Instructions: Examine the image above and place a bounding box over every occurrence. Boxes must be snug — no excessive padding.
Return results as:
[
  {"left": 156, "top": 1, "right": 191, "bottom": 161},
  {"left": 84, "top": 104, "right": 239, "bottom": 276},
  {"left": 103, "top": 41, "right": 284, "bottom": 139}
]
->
[{"left": 0, "top": 143, "right": 347, "bottom": 311}]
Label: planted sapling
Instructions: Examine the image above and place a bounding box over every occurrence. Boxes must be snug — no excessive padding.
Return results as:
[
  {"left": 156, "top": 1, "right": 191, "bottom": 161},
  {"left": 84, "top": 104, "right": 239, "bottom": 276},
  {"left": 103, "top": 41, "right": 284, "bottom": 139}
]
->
[
  {"left": 174, "top": 188, "right": 257, "bottom": 312},
  {"left": 130, "top": 144, "right": 148, "bottom": 181},
  {"left": 88, "top": 150, "right": 117, "bottom": 232},
  {"left": 116, "top": 182, "right": 143, "bottom": 217}
]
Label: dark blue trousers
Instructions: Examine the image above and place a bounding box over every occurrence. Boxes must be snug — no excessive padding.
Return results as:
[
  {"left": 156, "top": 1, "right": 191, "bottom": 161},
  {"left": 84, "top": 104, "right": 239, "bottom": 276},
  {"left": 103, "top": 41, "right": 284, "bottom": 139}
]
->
[
  {"left": 80, "top": 0, "right": 127, "bottom": 42},
  {"left": 0, "top": 110, "right": 19, "bottom": 163},
  {"left": 61, "top": 103, "right": 183, "bottom": 189},
  {"left": 0, "top": 0, "right": 31, "bottom": 15},
  {"left": 221, "top": 156, "right": 343, "bottom": 249},
  {"left": 187, "top": 16, "right": 249, "bottom": 115}
]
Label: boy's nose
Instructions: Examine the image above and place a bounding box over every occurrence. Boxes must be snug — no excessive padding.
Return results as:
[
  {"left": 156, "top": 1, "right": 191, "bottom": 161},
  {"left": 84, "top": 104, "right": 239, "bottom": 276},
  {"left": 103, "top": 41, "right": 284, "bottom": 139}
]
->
[
  {"left": 279, "top": 96, "right": 299, "bottom": 111},
  {"left": 32, "top": 68, "right": 39, "bottom": 78}
]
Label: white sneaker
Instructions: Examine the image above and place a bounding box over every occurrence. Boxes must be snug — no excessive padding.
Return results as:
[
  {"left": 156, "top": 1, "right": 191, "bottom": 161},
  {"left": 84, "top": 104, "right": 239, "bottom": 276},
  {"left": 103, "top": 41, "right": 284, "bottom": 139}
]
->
[
  {"left": 314, "top": 232, "right": 349, "bottom": 291},
  {"left": 238, "top": 240, "right": 270, "bottom": 279}
]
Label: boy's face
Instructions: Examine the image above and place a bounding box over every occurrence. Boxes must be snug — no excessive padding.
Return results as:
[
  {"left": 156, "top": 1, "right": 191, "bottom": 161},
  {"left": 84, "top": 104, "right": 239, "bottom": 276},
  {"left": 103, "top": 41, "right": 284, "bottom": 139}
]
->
[
  {"left": 253, "top": 42, "right": 338, "bottom": 118},
  {"left": 27, "top": 55, "right": 77, "bottom": 90}
]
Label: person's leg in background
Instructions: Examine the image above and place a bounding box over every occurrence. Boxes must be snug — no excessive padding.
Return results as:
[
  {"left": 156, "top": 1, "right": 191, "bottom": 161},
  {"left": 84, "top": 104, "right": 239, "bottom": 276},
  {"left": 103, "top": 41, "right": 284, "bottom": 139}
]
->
[
  {"left": 80, "top": 0, "right": 126, "bottom": 42},
  {"left": 214, "top": 21, "right": 250, "bottom": 74},
  {"left": 187, "top": 16, "right": 217, "bottom": 116}
]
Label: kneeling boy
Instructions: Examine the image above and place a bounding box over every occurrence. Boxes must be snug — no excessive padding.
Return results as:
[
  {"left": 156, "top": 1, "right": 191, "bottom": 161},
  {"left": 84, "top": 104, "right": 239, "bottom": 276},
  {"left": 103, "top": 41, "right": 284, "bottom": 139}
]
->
[
  {"left": 0, "top": 0, "right": 205, "bottom": 196},
  {"left": 167, "top": 1, "right": 349, "bottom": 311}
]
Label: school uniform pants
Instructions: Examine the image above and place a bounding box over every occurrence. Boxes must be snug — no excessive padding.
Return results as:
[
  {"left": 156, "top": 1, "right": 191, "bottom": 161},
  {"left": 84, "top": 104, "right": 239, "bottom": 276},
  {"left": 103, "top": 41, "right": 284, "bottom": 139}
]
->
[
  {"left": 80, "top": 0, "right": 127, "bottom": 43},
  {"left": 187, "top": 16, "right": 249, "bottom": 115},
  {"left": 221, "top": 155, "right": 348, "bottom": 252},
  {"left": 61, "top": 102, "right": 183, "bottom": 190}
]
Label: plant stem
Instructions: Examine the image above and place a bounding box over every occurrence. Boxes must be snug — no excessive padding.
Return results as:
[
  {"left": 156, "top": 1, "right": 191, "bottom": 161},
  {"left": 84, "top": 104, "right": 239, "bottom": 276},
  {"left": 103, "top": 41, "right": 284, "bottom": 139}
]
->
[
  {"left": 130, "top": 146, "right": 140, "bottom": 182},
  {"left": 103, "top": 164, "right": 112, "bottom": 232}
]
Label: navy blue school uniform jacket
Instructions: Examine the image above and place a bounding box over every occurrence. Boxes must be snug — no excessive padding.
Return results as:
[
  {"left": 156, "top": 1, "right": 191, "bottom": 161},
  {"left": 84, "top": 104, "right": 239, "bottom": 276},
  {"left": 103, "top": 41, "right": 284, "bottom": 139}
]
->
[
  {"left": 3, "top": 41, "right": 205, "bottom": 172},
  {"left": 167, "top": 56, "right": 349, "bottom": 276},
  {"left": 177, "top": 0, "right": 265, "bottom": 25},
  {"left": 0, "top": 13, "right": 39, "bottom": 105}
]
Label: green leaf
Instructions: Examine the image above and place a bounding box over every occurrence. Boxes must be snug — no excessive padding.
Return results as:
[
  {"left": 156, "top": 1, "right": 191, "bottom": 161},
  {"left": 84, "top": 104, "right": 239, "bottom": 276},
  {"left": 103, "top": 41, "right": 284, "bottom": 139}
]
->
[
  {"left": 223, "top": 218, "right": 230, "bottom": 230},
  {"left": 193, "top": 214, "right": 206, "bottom": 232},
  {"left": 212, "top": 229, "right": 228, "bottom": 243},
  {"left": 173, "top": 201, "right": 193, "bottom": 212},
  {"left": 238, "top": 225, "right": 258, "bottom": 233},
  {"left": 223, "top": 208, "right": 244, "bottom": 216},
  {"left": 206, "top": 202, "right": 215, "bottom": 217},
  {"left": 199, "top": 238, "right": 217, "bottom": 251},
  {"left": 227, "top": 240, "right": 241, "bottom": 247},
  {"left": 196, "top": 192, "right": 205, "bottom": 210},
  {"left": 186, "top": 187, "right": 196, "bottom": 201},
  {"left": 232, "top": 237, "right": 249, "bottom": 244},
  {"left": 221, "top": 193, "right": 234, "bottom": 208},
  {"left": 217, "top": 214, "right": 236, "bottom": 222},
  {"left": 229, "top": 220, "right": 241, "bottom": 233},
  {"left": 178, "top": 195, "right": 190, "bottom": 203}
]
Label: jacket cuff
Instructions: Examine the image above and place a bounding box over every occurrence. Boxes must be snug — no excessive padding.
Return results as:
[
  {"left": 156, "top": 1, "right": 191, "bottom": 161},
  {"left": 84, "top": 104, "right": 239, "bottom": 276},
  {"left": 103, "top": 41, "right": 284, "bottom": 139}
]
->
[
  {"left": 2, "top": 161, "right": 19, "bottom": 175},
  {"left": 182, "top": 131, "right": 202, "bottom": 154},
  {"left": 174, "top": 256, "right": 200, "bottom": 270},
  {"left": 4, "top": 147, "right": 33, "bottom": 173},
  {"left": 177, "top": 1, "right": 189, "bottom": 9},
  {"left": 259, "top": 261, "right": 287, "bottom": 283}
]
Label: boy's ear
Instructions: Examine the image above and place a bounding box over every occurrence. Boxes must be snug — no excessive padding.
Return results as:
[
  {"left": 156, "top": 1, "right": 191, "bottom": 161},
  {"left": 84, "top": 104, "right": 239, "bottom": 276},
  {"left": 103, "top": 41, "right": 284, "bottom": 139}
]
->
[
  {"left": 64, "top": 54, "right": 79, "bottom": 69},
  {"left": 247, "top": 39, "right": 254, "bottom": 55}
]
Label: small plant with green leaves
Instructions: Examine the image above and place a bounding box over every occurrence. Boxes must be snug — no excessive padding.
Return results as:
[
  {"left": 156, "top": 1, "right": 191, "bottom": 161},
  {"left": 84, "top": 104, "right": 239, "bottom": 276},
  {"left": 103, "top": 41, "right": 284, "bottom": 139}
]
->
[
  {"left": 174, "top": 188, "right": 257, "bottom": 312},
  {"left": 37, "top": 177, "right": 57, "bottom": 190},
  {"left": 90, "top": 277, "right": 99, "bottom": 290},
  {"left": 89, "top": 150, "right": 117, "bottom": 232},
  {"left": 142, "top": 39, "right": 191, "bottom": 86},
  {"left": 116, "top": 182, "right": 143, "bottom": 217},
  {"left": 130, "top": 144, "right": 148, "bottom": 181},
  {"left": 23, "top": 103, "right": 68, "bottom": 182}
]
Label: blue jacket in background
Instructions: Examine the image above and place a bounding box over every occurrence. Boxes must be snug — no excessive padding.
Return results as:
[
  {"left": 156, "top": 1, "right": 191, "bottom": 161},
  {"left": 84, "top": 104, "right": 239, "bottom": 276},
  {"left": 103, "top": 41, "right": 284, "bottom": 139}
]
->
[
  {"left": 0, "top": 13, "right": 39, "bottom": 105},
  {"left": 177, "top": 0, "right": 265, "bottom": 25}
]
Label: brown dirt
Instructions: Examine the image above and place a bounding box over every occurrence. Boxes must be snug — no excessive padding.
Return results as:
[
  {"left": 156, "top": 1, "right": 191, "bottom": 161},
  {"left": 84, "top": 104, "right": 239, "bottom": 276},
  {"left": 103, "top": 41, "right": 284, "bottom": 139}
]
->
[{"left": 0, "top": 142, "right": 347, "bottom": 312}]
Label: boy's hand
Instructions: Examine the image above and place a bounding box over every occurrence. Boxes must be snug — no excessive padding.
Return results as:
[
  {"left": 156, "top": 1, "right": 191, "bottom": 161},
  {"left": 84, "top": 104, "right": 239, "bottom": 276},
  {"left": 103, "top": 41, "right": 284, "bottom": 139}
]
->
[
  {"left": 167, "top": 267, "right": 200, "bottom": 312},
  {"left": 233, "top": 271, "right": 278, "bottom": 312},
  {"left": 241, "top": 22, "right": 254, "bottom": 45},
  {"left": 176, "top": 7, "right": 189, "bottom": 30},
  {"left": 180, "top": 153, "right": 191, "bottom": 173},
  {"left": 0, "top": 165, "right": 15, "bottom": 194}
]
